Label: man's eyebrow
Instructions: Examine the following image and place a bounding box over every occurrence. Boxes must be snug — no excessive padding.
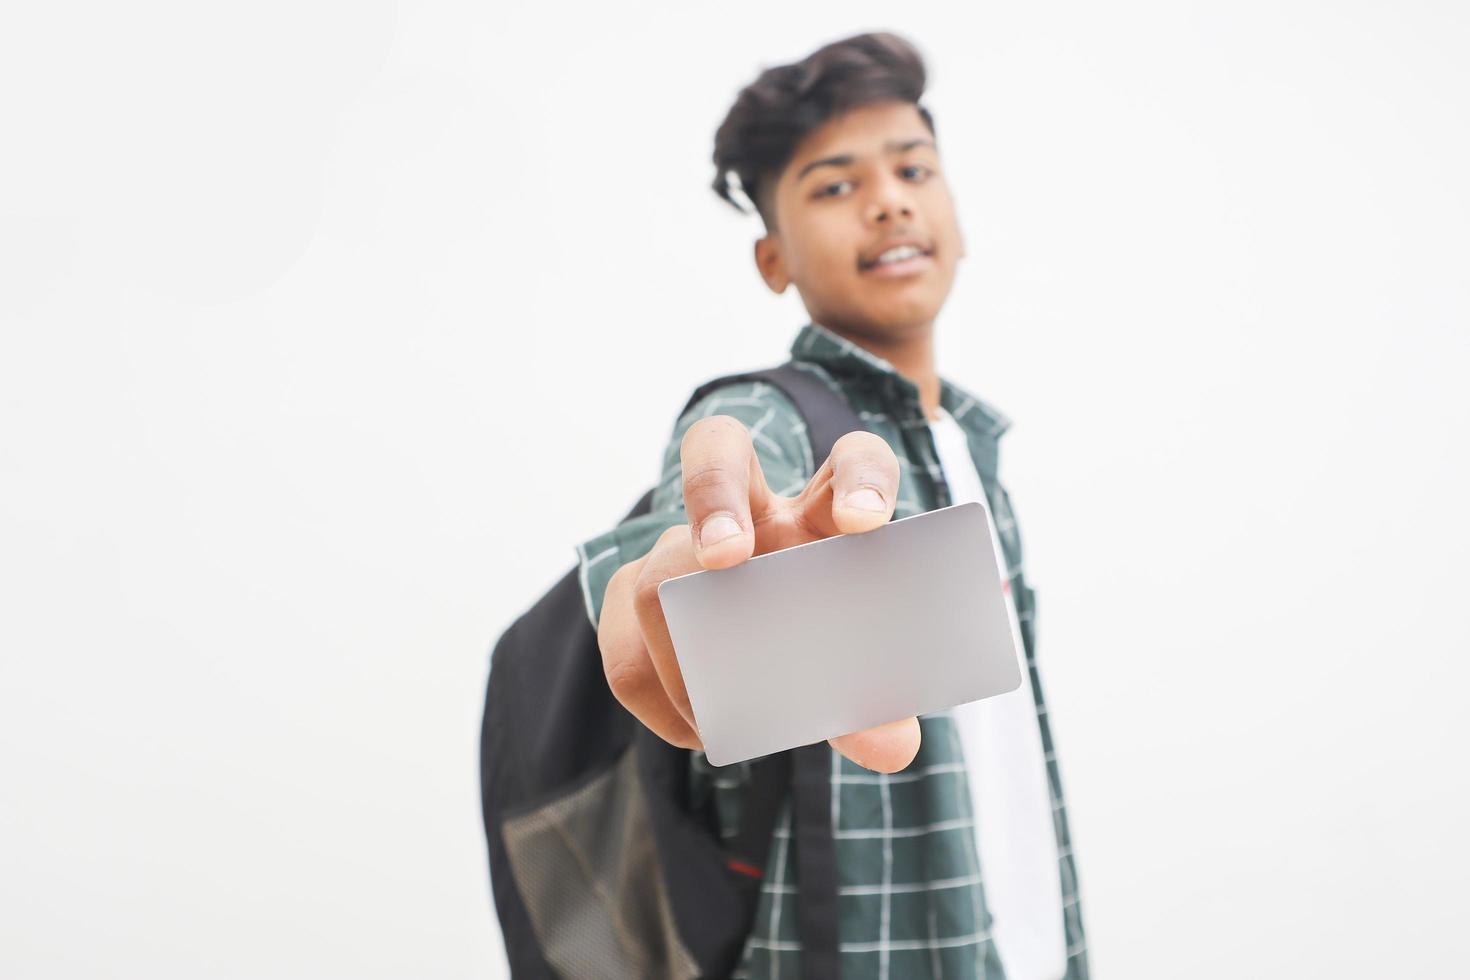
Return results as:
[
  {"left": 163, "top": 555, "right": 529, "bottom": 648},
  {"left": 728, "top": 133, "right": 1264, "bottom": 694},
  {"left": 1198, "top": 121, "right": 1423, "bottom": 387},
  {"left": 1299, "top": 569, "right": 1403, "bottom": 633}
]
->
[{"left": 794, "top": 138, "right": 936, "bottom": 182}]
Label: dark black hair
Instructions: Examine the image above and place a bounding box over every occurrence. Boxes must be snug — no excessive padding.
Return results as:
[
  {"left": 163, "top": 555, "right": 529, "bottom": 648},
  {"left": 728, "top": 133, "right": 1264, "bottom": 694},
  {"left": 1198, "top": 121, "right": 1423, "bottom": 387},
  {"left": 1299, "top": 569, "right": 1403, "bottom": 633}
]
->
[{"left": 711, "top": 31, "right": 936, "bottom": 230}]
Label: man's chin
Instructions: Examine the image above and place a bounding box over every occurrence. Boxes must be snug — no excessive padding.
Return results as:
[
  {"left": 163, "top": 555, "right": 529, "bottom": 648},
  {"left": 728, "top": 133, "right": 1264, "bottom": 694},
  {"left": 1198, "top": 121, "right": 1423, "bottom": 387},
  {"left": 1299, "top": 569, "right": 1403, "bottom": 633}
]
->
[
  {"left": 856, "top": 300, "right": 945, "bottom": 337},
  {"left": 822, "top": 311, "right": 942, "bottom": 348},
  {"left": 811, "top": 284, "right": 946, "bottom": 334}
]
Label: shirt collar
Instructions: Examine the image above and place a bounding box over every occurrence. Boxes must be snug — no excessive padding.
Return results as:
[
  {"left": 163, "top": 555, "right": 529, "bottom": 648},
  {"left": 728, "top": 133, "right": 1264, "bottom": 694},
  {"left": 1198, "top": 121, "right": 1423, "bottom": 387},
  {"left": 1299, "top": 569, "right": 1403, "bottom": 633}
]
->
[{"left": 788, "top": 320, "right": 1012, "bottom": 440}]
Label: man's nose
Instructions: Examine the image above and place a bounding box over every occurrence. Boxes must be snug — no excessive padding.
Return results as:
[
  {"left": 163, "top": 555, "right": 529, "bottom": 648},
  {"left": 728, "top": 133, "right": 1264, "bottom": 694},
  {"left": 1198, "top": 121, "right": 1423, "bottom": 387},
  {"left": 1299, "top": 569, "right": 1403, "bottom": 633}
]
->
[{"left": 864, "top": 178, "right": 916, "bottom": 224}]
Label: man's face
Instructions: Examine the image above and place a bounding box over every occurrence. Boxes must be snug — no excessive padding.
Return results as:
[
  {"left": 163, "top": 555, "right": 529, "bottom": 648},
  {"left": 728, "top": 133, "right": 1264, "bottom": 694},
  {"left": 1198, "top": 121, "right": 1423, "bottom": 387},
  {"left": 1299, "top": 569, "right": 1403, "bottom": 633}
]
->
[{"left": 755, "top": 99, "right": 965, "bottom": 344}]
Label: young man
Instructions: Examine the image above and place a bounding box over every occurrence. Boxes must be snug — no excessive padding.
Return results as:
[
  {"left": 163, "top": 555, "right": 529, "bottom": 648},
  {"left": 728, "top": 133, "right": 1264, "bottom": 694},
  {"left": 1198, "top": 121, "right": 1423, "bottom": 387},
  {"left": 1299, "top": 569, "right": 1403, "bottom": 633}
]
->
[{"left": 576, "top": 32, "right": 1088, "bottom": 979}]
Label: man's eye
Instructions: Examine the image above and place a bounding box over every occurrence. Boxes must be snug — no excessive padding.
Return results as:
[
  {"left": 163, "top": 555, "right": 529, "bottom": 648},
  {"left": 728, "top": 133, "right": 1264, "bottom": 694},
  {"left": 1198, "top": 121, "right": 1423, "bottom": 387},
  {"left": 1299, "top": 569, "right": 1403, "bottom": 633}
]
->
[
  {"left": 901, "top": 165, "right": 933, "bottom": 180},
  {"left": 815, "top": 180, "right": 852, "bottom": 199}
]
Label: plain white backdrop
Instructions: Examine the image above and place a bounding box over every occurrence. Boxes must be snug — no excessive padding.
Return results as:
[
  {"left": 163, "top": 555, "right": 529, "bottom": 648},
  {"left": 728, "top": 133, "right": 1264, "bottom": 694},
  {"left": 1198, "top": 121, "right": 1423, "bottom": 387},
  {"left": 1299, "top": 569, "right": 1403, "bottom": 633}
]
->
[{"left": 2, "top": 1, "right": 1466, "bottom": 977}]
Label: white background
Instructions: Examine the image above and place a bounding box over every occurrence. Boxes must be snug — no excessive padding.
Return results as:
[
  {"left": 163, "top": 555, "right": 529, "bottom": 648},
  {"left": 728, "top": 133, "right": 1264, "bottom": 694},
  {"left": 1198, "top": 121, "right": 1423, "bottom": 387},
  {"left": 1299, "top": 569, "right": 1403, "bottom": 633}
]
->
[{"left": 2, "top": 2, "right": 1466, "bottom": 977}]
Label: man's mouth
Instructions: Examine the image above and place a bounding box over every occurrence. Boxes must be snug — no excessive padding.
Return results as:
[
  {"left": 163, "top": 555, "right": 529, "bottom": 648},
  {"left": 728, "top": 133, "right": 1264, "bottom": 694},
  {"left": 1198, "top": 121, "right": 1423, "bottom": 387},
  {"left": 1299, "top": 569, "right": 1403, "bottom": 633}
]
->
[{"left": 860, "top": 243, "right": 935, "bottom": 276}]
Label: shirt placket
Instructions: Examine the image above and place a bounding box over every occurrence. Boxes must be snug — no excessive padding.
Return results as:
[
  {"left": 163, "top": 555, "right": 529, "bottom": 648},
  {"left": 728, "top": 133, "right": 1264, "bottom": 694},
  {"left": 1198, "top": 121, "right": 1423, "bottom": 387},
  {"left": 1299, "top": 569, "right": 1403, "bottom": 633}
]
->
[{"left": 884, "top": 378, "right": 953, "bottom": 511}]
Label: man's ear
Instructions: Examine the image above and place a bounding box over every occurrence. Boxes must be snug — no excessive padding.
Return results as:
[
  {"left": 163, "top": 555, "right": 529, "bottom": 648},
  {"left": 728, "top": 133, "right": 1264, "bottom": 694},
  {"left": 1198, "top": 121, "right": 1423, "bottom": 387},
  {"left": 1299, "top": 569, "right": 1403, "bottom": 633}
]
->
[{"left": 754, "top": 235, "right": 789, "bottom": 294}]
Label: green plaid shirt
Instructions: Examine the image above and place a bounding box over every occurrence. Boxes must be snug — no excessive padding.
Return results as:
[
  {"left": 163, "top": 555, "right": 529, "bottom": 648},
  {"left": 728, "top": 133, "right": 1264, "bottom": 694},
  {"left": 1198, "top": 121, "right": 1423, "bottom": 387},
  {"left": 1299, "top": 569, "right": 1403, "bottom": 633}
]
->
[{"left": 576, "top": 321, "right": 1089, "bottom": 979}]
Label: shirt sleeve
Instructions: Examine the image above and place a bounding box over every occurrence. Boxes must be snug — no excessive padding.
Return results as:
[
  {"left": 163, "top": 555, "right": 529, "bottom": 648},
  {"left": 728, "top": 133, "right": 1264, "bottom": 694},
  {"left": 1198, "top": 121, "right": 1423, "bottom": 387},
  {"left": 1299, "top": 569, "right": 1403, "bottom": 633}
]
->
[{"left": 573, "top": 379, "right": 815, "bottom": 632}]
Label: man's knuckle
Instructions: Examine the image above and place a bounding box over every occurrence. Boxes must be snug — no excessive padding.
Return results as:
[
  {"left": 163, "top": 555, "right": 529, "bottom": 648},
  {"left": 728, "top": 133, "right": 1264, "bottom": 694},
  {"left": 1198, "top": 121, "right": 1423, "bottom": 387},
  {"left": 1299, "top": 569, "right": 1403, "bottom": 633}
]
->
[
  {"left": 604, "top": 657, "right": 651, "bottom": 704},
  {"left": 605, "top": 561, "right": 635, "bottom": 595},
  {"left": 834, "top": 433, "right": 900, "bottom": 482},
  {"left": 631, "top": 569, "right": 666, "bottom": 619},
  {"left": 682, "top": 464, "right": 737, "bottom": 499}
]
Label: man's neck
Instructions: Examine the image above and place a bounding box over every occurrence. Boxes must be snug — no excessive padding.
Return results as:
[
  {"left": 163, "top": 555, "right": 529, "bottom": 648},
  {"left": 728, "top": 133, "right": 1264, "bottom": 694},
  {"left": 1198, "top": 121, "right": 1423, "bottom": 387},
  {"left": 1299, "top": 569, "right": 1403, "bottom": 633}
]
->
[{"left": 819, "top": 320, "right": 943, "bottom": 421}]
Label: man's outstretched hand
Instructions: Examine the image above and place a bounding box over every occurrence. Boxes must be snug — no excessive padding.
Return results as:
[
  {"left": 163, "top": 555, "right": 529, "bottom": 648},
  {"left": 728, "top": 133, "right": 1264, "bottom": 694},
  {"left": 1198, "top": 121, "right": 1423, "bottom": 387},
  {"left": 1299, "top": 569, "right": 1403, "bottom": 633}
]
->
[{"left": 597, "top": 413, "right": 919, "bottom": 773}]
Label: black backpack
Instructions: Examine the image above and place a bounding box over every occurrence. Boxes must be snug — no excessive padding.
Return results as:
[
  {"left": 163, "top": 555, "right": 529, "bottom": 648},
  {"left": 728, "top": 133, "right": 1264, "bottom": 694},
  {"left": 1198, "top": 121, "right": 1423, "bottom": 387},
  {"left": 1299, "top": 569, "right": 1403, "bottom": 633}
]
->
[{"left": 480, "top": 363, "right": 866, "bottom": 980}]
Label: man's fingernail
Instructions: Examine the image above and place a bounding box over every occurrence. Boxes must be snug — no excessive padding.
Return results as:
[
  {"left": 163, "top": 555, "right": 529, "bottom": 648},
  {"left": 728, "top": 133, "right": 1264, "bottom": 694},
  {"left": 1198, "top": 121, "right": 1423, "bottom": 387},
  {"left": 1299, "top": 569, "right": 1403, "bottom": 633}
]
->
[
  {"left": 841, "top": 487, "right": 886, "bottom": 512},
  {"left": 698, "top": 513, "right": 743, "bottom": 549}
]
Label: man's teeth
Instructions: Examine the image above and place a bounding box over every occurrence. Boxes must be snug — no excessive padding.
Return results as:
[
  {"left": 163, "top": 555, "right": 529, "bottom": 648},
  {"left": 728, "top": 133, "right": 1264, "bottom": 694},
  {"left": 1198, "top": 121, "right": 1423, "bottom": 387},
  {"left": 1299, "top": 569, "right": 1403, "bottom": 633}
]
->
[{"left": 874, "top": 245, "right": 924, "bottom": 265}]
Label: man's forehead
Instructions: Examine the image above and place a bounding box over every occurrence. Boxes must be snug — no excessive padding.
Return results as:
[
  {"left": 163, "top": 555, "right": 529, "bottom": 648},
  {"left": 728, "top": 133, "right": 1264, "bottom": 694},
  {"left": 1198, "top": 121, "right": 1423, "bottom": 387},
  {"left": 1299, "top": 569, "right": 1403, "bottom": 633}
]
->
[{"left": 783, "top": 103, "right": 935, "bottom": 182}]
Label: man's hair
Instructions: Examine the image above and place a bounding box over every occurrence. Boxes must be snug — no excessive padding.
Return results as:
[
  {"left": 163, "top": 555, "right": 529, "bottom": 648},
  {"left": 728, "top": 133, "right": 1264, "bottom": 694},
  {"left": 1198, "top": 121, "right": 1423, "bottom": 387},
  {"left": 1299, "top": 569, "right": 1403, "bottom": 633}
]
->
[{"left": 711, "top": 31, "right": 935, "bottom": 231}]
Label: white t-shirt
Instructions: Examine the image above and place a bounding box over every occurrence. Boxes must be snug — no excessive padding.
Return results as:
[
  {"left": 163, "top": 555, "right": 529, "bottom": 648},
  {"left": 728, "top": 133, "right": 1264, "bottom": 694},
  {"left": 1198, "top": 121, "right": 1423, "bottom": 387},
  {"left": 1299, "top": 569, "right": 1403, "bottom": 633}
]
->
[{"left": 927, "top": 406, "right": 1067, "bottom": 980}]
